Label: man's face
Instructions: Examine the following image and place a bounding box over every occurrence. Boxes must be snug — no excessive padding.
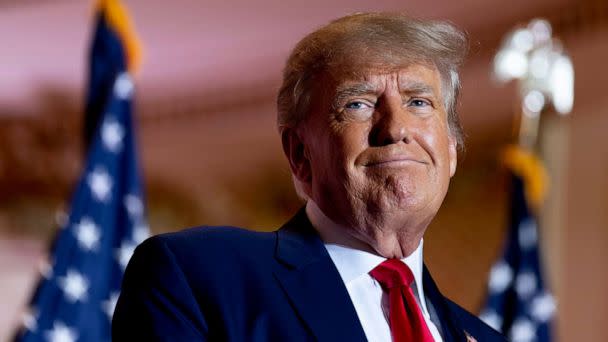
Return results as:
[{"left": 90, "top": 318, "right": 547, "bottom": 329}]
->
[{"left": 298, "top": 63, "right": 457, "bottom": 237}]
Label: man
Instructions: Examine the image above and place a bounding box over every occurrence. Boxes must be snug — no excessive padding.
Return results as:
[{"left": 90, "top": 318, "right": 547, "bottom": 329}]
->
[{"left": 113, "top": 13, "right": 506, "bottom": 341}]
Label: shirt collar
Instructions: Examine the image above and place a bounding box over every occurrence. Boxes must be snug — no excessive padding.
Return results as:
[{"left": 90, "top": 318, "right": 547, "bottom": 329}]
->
[{"left": 305, "top": 200, "right": 429, "bottom": 315}]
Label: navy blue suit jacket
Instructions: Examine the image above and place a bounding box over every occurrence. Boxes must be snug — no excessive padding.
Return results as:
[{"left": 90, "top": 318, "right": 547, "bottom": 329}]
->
[{"left": 112, "top": 209, "right": 506, "bottom": 341}]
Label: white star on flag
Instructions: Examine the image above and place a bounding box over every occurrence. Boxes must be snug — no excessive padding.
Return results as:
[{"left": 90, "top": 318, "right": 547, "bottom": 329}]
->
[
  {"left": 116, "top": 241, "right": 137, "bottom": 270},
  {"left": 102, "top": 292, "right": 120, "bottom": 320},
  {"left": 58, "top": 270, "right": 89, "bottom": 303},
  {"left": 87, "top": 167, "right": 113, "bottom": 202},
  {"left": 479, "top": 309, "right": 503, "bottom": 331},
  {"left": 44, "top": 321, "right": 77, "bottom": 342},
  {"left": 132, "top": 222, "right": 149, "bottom": 244},
  {"left": 488, "top": 261, "right": 513, "bottom": 293},
  {"left": 510, "top": 318, "right": 536, "bottom": 342},
  {"left": 531, "top": 292, "right": 556, "bottom": 322},
  {"left": 124, "top": 194, "right": 143, "bottom": 218},
  {"left": 101, "top": 118, "right": 124, "bottom": 153},
  {"left": 73, "top": 217, "right": 101, "bottom": 251},
  {"left": 39, "top": 258, "right": 54, "bottom": 279},
  {"left": 114, "top": 72, "right": 134, "bottom": 99},
  {"left": 22, "top": 306, "right": 38, "bottom": 332},
  {"left": 515, "top": 271, "right": 537, "bottom": 299}
]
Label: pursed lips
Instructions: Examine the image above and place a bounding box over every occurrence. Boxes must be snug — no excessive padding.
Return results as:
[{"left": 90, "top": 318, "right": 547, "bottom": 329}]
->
[{"left": 363, "top": 155, "right": 427, "bottom": 167}]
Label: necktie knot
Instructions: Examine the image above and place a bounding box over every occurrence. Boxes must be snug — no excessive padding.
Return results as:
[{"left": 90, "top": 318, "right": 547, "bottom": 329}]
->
[{"left": 369, "top": 259, "right": 414, "bottom": 289}]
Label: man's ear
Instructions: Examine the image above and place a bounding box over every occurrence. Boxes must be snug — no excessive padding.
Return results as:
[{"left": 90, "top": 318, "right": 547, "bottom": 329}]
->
[
  {"left": 281, "top": 127, "right": 312, "bottom": 184},
  {"left": 448, "top": 134, "right": 458, "bottom": 177}
]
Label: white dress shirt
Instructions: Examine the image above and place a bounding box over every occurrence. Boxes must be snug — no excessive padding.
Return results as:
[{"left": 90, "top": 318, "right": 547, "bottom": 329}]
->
[{"left": 306, "top": 201, "right": 443, "bottom": 342}]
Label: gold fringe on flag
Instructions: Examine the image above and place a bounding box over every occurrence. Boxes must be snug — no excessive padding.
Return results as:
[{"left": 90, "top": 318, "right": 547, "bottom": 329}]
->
[
  {"left": 501, "top": 145, "right": 549, "bottom": 211},
  {"left": 96, "top": 0, "right": 143, "bottom": 73}
]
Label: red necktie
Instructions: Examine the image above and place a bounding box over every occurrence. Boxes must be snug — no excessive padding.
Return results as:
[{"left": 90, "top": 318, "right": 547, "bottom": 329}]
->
[{"left": 370, "top": 259, "right": 435, "bottom": 342}]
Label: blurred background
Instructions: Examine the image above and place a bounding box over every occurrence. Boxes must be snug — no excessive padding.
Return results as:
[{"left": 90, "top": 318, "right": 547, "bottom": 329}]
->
[{"left": 1, "top": 0, "right": 607, "bottom": 340}]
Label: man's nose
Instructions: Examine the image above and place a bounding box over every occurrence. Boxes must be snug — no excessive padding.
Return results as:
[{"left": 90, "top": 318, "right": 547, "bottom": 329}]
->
[{"left": 370, "top": 99, "right": 411, "bottom": 146}]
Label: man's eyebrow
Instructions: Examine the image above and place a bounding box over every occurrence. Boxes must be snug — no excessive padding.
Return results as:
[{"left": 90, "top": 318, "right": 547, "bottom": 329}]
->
[
  {"left": 400, "top": 81, "right": 436, "bottom": 96},
  {"left": 332, "top": 83, "right": 380, "bottom": 106},
  {"left": 336, "top": 82, "right": 378, "bottom": 98}
]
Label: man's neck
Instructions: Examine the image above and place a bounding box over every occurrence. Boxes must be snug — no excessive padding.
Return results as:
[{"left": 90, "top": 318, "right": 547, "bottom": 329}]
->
[
  {"left": 306, "top": 200, "right": 423, "bottom": 258},
  {"left": 307, "top": 199, "right": 432, "bottom": 323}
]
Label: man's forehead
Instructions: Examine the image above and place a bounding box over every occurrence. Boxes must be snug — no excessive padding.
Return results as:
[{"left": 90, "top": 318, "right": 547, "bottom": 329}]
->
[{"left": 329, "top": 64, "right": 442, "bottom": 94}]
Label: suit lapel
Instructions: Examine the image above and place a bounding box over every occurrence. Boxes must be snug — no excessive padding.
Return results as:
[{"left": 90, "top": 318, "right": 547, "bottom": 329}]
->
[
  {"left": 423, "top": 265, "right": 468, "bottom": 342},
  {"left": 273, "top": 209, "right": 367, "bottom": 341}
]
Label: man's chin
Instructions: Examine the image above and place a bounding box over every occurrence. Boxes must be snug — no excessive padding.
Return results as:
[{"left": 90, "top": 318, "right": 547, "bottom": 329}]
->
[
  {"left": 363, "top": 198, "right": 438, "bottom": 228},
  {"left": 369, "top": 192, "right": 424, "bottom": 213}
]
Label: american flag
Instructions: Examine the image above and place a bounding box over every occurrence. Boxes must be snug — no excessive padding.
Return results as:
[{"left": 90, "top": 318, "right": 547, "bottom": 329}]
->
[
  {"left": 14, "top": 1, "right": 147, "bottom": 341},
  {"left": 480, "top": 146, "right": 556, "bottom": 342}
]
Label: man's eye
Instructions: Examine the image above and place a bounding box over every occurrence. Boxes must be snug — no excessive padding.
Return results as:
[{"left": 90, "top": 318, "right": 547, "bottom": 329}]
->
[
  {"left": 345, "top": 101, "right": 370, "bottom": 110},
  {"left": 339, "top": 100, "right": 375, "bottom": 121},
  {"left": 408, "top": 99, "right": 431, "bottom": 107}
]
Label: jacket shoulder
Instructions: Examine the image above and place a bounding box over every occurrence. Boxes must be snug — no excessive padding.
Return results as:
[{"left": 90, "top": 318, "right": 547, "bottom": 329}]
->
[
  {"left": 445, "top": 299, "right": 508, "bottom": 341},
  {"left": 115, "top": 226, "right": 282, "bottom": 340},
  {"left": 154, "top": 225, "right": 276, "bottom": 250},
  {"left": 136, "top": 226, "right": 277, "bottom": 275},
  {"left": 147, "top": 225, "right": 275, "bottom": 252}
]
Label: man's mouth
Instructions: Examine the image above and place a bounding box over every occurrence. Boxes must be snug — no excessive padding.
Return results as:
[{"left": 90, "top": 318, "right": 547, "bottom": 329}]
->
[{"left": 364, "top": 156, "right": 427, "bottom": 167}]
